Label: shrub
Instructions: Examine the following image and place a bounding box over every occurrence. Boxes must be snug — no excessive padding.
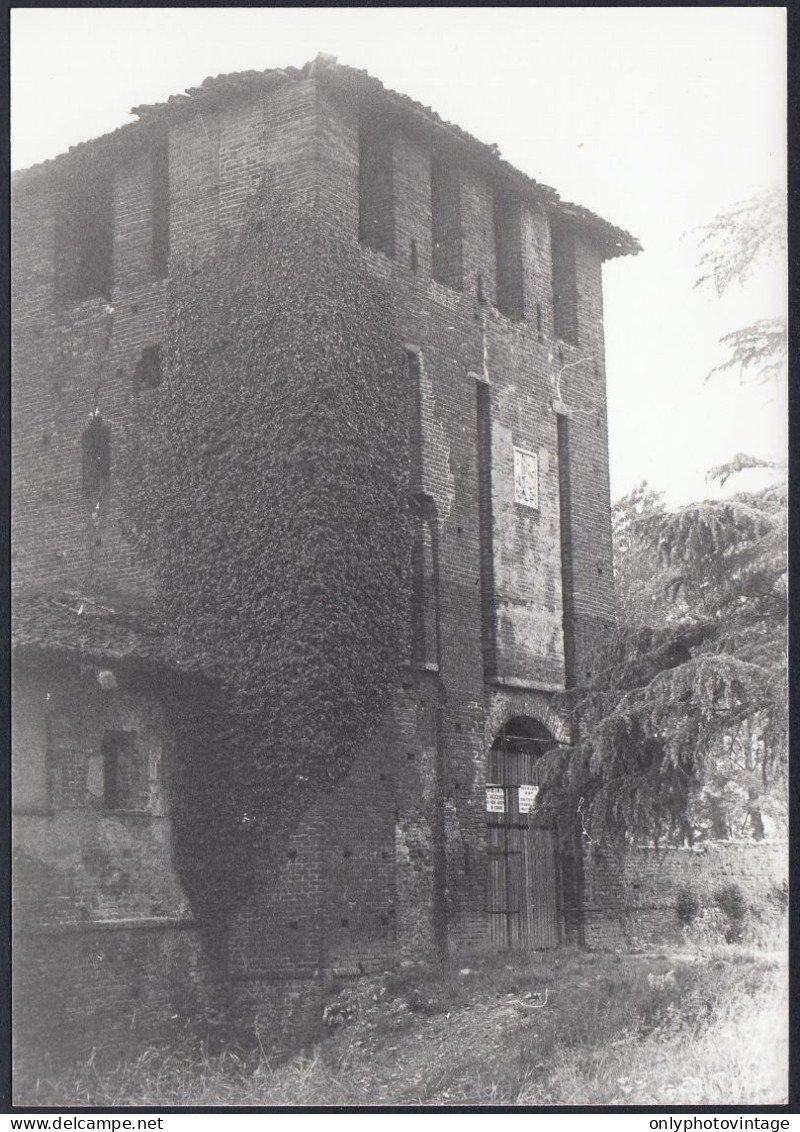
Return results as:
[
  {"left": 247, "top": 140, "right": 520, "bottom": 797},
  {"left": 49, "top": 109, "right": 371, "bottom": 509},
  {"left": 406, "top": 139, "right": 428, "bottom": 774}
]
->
[
  {"left": 676, "top": 887, "right": 701, "bottom": 925},
  {"left": 714, "top": 883, "right": 747, "bottom": 942},
  {"left": 769, "top": 879, "right": 789, "bottom": 911}
]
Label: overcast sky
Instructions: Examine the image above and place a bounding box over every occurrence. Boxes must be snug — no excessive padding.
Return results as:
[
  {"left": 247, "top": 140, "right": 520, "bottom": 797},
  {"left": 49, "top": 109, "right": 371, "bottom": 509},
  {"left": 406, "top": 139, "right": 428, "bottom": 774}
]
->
[{"left": 11, "top": 7, "right": 787, "bottom": 506}]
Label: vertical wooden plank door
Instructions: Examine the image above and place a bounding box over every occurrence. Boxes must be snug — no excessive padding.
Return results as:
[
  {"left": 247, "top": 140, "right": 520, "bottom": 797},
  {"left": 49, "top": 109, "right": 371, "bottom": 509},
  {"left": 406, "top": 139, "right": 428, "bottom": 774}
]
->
[{"left": 487, "top": 734, "right": 562, "bottom": 949}]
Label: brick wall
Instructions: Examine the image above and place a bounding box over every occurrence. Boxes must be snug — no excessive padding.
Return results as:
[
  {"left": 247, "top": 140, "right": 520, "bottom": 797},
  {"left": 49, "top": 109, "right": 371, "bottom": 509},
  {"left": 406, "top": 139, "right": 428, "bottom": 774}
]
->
[
  {"left": 14, "top": 922, "right": 209, "bottom": 1072},
  {"left": 582, "top": 841, "right": 788, "bottom": 950},
  {"left": 12, "top": 660, "right": 188, "bottom": 926},
  {"left": 320, "top": 86, "right": 617, "bottom": 948},
  {"left": 11, "top": 657, "right": 212, "bottom": 1073},
  {"left": 555, "top": 233, "right": 616, "bottom": 684}
]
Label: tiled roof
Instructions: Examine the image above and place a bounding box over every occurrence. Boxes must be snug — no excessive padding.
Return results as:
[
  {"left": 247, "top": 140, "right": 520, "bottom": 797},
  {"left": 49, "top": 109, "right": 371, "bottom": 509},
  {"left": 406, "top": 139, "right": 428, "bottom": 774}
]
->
[{"left": 12, "top": 55, "right": 640, "bottom": 258}]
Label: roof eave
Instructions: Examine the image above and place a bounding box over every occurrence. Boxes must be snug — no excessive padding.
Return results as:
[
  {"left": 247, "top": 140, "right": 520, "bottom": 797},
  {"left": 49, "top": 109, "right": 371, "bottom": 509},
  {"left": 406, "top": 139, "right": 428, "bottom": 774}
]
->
[{"left": 12, "top": 55, "right": 641, "bottom": 256}]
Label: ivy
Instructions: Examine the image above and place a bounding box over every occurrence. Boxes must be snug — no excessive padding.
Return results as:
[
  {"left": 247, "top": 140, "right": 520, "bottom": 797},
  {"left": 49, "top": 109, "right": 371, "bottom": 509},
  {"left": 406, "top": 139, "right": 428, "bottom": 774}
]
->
[{"left": 122, "top": 183, "right": 410, "bottom": 973}]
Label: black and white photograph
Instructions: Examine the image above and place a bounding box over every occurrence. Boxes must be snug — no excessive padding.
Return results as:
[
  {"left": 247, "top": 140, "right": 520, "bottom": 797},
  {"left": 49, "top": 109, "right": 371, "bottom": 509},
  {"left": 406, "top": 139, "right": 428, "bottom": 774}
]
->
[{"left": 10, "top": 7, "right": 788, "bottom": 1109}]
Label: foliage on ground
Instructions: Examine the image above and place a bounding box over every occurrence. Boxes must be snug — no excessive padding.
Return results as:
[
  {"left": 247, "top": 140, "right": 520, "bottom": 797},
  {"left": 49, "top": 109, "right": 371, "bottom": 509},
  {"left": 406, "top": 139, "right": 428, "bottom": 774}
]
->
[{"left": 18, "top": 946, "right": 786, "bottom": 1107}]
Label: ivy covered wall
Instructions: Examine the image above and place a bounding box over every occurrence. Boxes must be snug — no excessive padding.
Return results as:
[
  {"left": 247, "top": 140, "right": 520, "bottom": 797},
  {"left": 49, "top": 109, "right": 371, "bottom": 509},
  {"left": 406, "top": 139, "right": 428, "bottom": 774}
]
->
[{"left": 123, "top": 183, "right": 410, "bottom": 971}]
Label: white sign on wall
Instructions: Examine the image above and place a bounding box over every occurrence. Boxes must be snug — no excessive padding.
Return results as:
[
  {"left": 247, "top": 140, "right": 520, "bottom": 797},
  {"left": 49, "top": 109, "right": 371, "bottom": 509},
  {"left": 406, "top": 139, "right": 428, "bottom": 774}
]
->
[
  {"left": 519, "top": 784, "right": 540, "bottom": 813},
  {"left": 485, "top": 786, "right": 505, "bottom": 813},
  {"left": 513, "top": 446, "right": 539, "bottom": 509}
]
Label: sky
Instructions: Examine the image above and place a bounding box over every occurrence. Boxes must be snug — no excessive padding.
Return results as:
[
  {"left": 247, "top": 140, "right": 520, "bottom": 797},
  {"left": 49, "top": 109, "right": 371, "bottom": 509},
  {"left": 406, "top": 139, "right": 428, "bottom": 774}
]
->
[{"left": 11, "top": 7, "right": 787, "bottom": 506}]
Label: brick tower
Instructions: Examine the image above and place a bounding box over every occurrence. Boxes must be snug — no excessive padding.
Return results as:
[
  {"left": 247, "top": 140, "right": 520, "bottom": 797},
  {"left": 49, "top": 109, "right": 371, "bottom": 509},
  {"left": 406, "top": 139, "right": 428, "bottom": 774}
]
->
[{"left": 11, "top": 55, "right": 640, "bottom": 1061}]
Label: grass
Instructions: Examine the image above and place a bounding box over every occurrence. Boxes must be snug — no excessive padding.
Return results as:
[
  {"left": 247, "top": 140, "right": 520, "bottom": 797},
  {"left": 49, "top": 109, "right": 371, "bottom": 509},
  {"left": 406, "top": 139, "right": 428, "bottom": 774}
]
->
[
  {"left": 512, "top": 966, "right": 787, "bottom": 1106},
  {"left": 16, "top": 942, "right": 788, "bottom": 1107}
]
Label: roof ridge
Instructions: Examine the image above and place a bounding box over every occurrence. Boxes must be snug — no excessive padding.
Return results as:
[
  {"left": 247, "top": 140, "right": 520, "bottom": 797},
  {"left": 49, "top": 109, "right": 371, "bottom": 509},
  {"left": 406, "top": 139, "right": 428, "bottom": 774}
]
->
[{"left": 12, "top": 54, "right": 641, "bottom": 256}]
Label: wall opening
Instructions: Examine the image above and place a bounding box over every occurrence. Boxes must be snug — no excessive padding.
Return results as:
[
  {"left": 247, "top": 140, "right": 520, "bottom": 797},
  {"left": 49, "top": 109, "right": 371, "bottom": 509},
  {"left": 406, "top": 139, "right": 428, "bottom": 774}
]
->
[
  {"left": 102, "top": 730, "right": 143, "bottom": 811},
  {"left": 493, "top": 190, "right": 524, "bottom": 319},
  {"left": 358, "top": 118, "right": 395, "bottom": 257},
  {"left": 81, "top": 415, "right": 111, "bottom": 498},
  {"left": 475, "top": 379, "right": 496, "bottom": 677},
  {"left": 487, "top": 717, "right": 562, "bottom": 949},
  {"left": 54, "top": 162, "right": 114, "bottom": 303},
  {"left": 551, "top": 220, "right": 578, "bottom": 345},
  {"left": 151, "top": 134, "right": 170, "bottom": 279},
  {"left": 410, "top": 494, "right": 439, "bottom": 669},
  {"left": 430, "top": 156, "right": 462, "bottom": 290},
  {"left": 556, "top": 414, "right": 576, "bottom": 687},
  {"left": 406, "top": 349, "right": 423, "bottom": 491},
  {"left": 134, "top": 344, "right": 162, "bottom": 391}
]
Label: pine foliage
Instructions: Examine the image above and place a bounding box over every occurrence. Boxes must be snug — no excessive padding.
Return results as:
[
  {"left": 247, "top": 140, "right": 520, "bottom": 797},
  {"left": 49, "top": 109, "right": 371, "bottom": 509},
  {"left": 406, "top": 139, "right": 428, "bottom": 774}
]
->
[
  {"left": 539, "top": 187, "right": 787, "bottom": 848},
  {"left": 694, "top": 187, "right": 785, "bottom": 298},
  {"left": 694, "top": 187, "right": 787, "bottom": 388},
  {"left": 539, "top": 484, "right": 787, "bottom": 847}
]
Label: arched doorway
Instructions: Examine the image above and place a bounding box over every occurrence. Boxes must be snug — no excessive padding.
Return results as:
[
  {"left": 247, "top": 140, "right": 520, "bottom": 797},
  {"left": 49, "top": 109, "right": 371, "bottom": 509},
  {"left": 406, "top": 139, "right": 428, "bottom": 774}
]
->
[{"left": 487, "top": 716, "right": 562, "bottom": 949}]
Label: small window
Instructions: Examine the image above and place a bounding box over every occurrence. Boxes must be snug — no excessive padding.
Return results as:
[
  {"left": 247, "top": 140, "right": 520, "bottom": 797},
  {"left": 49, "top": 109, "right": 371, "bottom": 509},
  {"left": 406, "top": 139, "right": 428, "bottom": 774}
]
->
[
  {"left": 134, "top": 344, "right": 162, "bottom": 390},
  {"left": 151, "top": 135, "right": 170, "bottom": 279},
  {"left": 409, "top": 239, "right": 419, "bottom": 272},
  {"left": 431, "top": 157, "right": 462, "bottom": 290},
  {"left": 81, "top": 414, "right": 111, "bottom": 498},
  {"left": 54, "top": 161, "right": 114, "bottom": 303},
  {"left": 102, "top": 731, "right": 144, "bottom": 811}
]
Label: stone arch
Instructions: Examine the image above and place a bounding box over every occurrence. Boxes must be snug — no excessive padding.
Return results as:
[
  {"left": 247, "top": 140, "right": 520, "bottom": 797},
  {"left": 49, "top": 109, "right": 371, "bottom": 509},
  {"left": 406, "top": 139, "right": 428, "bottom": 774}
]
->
[{"left": 484, "top": 692, "right": 572, "bottom": 750}]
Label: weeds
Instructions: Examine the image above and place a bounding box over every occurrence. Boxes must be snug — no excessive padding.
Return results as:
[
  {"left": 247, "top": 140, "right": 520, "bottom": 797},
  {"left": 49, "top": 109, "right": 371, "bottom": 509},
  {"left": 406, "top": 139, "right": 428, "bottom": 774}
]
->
[{"left": 15, "top": 943, "right": 787, "bottom": 1107}]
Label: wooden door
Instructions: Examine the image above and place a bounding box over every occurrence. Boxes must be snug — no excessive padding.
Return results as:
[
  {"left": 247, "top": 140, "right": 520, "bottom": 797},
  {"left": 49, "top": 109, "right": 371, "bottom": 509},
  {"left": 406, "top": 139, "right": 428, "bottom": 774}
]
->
[{"left": 487, "top": 739, "right": 562, "bottom": 949}]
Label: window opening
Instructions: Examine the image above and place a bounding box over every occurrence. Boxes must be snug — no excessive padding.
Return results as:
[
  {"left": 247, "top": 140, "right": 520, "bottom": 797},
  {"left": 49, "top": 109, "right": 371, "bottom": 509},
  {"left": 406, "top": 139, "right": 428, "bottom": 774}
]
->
[
  {"left": 431, "top": 157, "right": 462, "bottom": 289},
  {"left": 476, "top": 380, "right": 496, "bottom": 676},
  {"left": 410, "top": 239, "right": 419, "bottom": 272},
  {"left": 81, "top": 414, "right": 111, "bottom": 498},
  {"left": 406, "top": 349, "right": 423, "bottom": 490},
  {"left": 54, "top": 162, "right": 114, "bottom": 302},
  {"left": 358, "top": 119, "right": 395, "bottom": 256},
  {"left": 551, "top": 220, "right": 578, "bottom": 345},
  {"left": 102, "top": 731, "right": 143, "bottom": 810},
  {"left": 410, "top": 494, "right": 439, "bottom": 669},
  {"left": 493, "top": 191, "right": 524, "bottom": 319},
  {"left": 557, "top": 414, "right": 577, "bottom": 687},
  {"left": 134, "top": 344, "right": 162, "bottom": 390}
]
